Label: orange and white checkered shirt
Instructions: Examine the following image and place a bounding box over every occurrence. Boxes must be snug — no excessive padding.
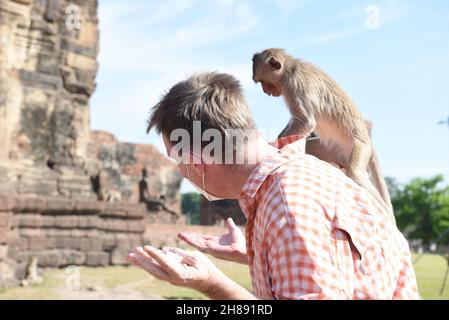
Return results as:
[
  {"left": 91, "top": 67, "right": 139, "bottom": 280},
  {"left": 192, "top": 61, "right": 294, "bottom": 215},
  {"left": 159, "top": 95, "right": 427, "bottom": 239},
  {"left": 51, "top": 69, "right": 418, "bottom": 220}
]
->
[{"left": 238, "top": 135, "right": 420, "bottom": 300}]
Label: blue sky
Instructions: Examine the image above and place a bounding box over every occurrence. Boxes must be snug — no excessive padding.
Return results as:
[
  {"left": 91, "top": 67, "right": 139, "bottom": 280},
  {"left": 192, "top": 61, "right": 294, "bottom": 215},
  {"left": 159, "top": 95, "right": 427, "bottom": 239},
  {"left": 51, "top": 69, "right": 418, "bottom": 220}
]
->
[{"left": 90, "top": 0, "right": 449, "bottom": 193}]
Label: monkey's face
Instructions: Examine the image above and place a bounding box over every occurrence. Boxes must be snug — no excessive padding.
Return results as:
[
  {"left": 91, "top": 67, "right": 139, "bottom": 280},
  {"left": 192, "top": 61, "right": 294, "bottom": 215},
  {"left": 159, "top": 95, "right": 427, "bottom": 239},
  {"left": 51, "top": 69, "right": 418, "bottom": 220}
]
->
[
  {"left": 252, "top": 50, "right": 283, "bottom": 97},
  {"left": 261, "top": 82, "right": 281, "bottom": 97}
]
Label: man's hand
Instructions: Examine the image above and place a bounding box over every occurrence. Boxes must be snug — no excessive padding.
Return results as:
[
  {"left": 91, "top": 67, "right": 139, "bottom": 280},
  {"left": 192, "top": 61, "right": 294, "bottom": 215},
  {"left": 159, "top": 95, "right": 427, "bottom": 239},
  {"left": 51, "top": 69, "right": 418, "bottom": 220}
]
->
[
  {"left": 127, "top": 245, "right": 256, "bottom": 300},
  {"left": 177, "top": 218, "right": 247, "bottom": 264}
]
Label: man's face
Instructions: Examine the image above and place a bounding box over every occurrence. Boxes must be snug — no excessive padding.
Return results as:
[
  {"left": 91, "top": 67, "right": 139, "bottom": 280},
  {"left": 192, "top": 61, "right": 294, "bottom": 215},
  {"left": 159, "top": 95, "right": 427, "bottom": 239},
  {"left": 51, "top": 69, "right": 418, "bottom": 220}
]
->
[{"left": 162, "top": 134, "right": 201, "bottom": 187}]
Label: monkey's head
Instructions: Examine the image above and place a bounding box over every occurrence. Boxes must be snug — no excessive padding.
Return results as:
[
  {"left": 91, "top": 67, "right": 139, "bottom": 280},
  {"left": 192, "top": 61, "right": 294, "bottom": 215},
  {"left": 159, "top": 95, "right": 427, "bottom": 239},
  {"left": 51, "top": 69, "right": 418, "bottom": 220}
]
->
[{"left": 252, "top": 48, "right": 289, "bottom": 97}]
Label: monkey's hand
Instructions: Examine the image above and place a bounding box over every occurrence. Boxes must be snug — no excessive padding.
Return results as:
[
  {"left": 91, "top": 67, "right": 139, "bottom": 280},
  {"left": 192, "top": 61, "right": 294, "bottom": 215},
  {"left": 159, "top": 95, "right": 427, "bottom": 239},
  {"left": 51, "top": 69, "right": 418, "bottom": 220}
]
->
[{"left": 177, "top": 218, "right": 247, "bottom": 265}]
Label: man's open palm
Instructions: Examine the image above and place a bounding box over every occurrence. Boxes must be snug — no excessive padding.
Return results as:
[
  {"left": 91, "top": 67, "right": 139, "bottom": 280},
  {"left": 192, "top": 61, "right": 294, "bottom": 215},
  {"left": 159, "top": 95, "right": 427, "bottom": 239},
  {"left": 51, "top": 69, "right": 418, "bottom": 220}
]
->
[{"left": 178, "top": 218, "right": 247, "bottom": 264}]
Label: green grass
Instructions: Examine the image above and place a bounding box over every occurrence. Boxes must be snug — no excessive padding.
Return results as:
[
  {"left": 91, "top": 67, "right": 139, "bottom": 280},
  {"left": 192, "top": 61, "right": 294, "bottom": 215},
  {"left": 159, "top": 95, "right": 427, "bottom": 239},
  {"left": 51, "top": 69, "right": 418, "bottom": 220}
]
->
[
  {"left": 0, "top": 256, "right": 251, "bottom": 300},
  {"left": 0, "top": 254, "right": 447, "bottom": 300},
  {"left": 413, "top": 254, "right": 449, "bottom": 300}
]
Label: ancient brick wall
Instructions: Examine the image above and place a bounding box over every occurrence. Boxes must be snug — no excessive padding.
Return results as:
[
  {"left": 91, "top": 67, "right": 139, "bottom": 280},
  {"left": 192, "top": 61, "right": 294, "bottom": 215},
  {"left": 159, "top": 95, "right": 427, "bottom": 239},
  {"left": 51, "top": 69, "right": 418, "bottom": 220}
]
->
[
  {"left": 0, "top": 193, "right": 147, "bottom": 286},
  {"left": 0, "top": 195, "right": 13, "bottom": 286},
  {"left": 7, "top": 195, "right": 145, "bottom": 266}
]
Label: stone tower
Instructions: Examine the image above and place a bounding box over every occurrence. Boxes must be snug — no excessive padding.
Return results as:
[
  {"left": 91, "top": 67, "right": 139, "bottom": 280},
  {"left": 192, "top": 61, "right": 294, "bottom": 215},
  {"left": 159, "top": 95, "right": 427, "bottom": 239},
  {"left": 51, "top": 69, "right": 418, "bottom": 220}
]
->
[
  {"left": 0, "top": 0, "right": 97, "bottom": 167},
  {"left": 0, "top": 1, "right": 183, "bottom": 287},
  {"left": 0, "top": 0, "right": 182, "bottom": 206}
]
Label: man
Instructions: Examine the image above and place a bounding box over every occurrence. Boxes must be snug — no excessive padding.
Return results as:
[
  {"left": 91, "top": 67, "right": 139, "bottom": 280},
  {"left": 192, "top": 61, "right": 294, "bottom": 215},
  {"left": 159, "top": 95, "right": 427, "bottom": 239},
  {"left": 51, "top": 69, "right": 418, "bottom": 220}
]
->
[{"left": 128, "top": 72, "right": 419, "bottom": 300}]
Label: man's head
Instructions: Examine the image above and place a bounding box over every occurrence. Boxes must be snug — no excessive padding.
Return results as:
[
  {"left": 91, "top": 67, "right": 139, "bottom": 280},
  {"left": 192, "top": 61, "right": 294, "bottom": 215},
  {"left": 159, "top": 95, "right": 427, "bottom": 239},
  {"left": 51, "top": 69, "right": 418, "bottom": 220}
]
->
[{"left": 146, "top": 72, "right": 258, "bottom": 199}]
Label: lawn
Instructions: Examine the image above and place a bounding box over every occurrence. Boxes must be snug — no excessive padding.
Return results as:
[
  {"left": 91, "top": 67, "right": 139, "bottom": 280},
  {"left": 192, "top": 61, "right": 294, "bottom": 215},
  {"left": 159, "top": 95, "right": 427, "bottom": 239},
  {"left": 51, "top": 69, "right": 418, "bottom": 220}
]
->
[{"left": 0, "top": 254, "right": 447, "bottom": 300}]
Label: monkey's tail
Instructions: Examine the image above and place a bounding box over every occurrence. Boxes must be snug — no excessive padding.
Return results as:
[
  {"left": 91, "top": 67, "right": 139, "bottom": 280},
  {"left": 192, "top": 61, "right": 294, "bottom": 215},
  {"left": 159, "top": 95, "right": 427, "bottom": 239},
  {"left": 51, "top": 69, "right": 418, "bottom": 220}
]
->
[{"left": 369, "top": 152, "right": 396, "bottom": 223}]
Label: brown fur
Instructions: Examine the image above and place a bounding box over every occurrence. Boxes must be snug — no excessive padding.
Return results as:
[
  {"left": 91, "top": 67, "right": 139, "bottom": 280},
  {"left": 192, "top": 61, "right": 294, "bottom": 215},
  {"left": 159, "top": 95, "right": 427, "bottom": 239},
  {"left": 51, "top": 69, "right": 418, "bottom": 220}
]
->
[{"left": 252, "top": 48, "right": 394, "bottom": 222}]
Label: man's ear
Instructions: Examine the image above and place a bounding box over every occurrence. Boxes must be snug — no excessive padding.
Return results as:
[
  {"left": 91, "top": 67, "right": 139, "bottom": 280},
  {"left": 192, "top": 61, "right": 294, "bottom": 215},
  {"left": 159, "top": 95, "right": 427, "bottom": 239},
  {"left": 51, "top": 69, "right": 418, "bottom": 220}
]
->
[{"left": 268, "top": 57, "right": 282, "bottom": 70}]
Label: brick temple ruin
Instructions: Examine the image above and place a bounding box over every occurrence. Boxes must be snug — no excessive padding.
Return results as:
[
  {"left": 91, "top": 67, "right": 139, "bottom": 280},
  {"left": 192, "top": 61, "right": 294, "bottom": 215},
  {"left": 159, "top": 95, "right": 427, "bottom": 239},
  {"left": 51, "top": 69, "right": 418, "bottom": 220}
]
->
[{"left": 0, "top": 0, "right": 183, "bottom": 287}]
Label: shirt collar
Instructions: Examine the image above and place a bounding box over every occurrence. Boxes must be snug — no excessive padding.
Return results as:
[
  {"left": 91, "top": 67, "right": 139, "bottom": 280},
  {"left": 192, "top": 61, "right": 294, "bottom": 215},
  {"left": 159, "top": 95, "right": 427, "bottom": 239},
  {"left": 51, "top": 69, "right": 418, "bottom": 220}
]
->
[{"left": 239, "top": 135, "right": 306, "bottom": 199}]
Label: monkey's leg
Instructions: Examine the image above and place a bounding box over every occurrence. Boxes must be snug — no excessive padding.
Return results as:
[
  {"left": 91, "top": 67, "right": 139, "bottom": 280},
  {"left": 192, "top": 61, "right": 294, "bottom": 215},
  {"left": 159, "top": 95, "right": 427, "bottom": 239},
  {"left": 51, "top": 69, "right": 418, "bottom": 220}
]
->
[
  {"left": 305, "top": 136, "right": 343, "bottom": 166},
  {"left": 368, "top": 152, "right": 394, "bottom": 213},
  {"left": 279, "top": 116, "right": 315, "bottom": 138},
  {"left": 346, "top": 139, "right": 395, "bottom": 221}
]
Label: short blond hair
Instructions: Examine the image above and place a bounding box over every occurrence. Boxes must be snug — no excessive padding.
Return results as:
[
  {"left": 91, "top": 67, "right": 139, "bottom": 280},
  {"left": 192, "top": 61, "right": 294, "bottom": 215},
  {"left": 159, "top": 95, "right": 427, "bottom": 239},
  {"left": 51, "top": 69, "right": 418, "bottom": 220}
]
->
[{"left": 146, "top": 72, "right": 256, "bottom": 150}]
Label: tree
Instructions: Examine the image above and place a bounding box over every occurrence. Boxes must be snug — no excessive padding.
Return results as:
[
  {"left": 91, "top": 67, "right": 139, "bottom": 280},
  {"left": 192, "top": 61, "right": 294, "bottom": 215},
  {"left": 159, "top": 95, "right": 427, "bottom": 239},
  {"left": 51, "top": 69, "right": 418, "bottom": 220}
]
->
[
  {"left": 391, "top": 175, "right": 449, "bottom": 245},
  {"left": 181, "top": 192, "right": 201, "bottom": 225}
]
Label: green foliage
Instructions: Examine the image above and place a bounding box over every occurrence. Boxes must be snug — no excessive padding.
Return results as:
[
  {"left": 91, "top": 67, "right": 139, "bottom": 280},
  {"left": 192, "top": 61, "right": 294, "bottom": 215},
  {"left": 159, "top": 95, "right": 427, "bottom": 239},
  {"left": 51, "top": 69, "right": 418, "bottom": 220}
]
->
[
  {"left": 389, "top": 175, "right": 449, "bottom": 245},
  {"left": 181, "top": 192, "right": 201, "bottom": 225}
]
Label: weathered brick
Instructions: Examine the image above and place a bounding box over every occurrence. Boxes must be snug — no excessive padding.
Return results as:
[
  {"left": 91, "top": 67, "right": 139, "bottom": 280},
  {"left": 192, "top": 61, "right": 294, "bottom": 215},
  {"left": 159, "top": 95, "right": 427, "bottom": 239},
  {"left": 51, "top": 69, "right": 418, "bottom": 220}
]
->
[
  {"left": 0, "top": 245, "right": 8, "bottom": 260},
  {"left": 101, "top": 204, "right": 127, "bottom": 218},
  {"left": 35, "top": 250, "right": 60, "bottom": 267},
  {"left": 111, "top": 248, "right": 129, "bottom": 265},
  {"left": 46, "top": 198, "right": 75, "bottom": 213},
  {"left": 103, "top": 219, "right": 128, "bottom": 232},
  {"left": 75, "top": 200, "right": 104, "bottom": 213},
  {"left": 16, "top": 214, "right": 42, "bottom": 228},
  {"left": 0, "top": 228, "right": 7, "bottom": 244},
  {"left": 8, "top": 250, "right": 31, "bottom": 263},
  {"left": 58, "top": 250, "right": 86, "bottom": 266},
  {"left": 54, "top": 216, "right": 78, "bottom": 228},
  {"left": 45, "top": 237, "right": 57, "bottom": 249},
  {"left": 125, "top": 204, "right": 146, "bottom": 219},
  {"left": 45, "top": 228, "right": 72, "bottom": 237},
  {"left": 77, "top": 216, "right": 98, "bottom": 229},
  {"left": 0, "top": 194, "right": 14, "bottom": 211},
  {"left": 69, "top": 229, "right": 87, "bottom": 238},
  {"left": 128, "top": 235, "right": 144, "bottom": 248},
  {"left": 8, "top": 236, "right": 28, "bottom": 250},
  {"left": 80, "top": 238, "right": 102, "bottom": 252},
  {"left": 86, "top": 252, "right": 109, "bottom": 266},
  {"left": 0, "top": 213, "right": 10, "bottom": 227},
  {"left": 19, "top": 228, "right": 42, "bottom": 238},
  {"left": 83, "top": 229, "right": 99, "bottom": 238},
  {"left": 102, "top": 234, "right": 117, "bottom": 251},
  {"left": 28, "top": 236, "right": 49, "bottom": 250},
  {"left": 14, "top": 197, "right": 47, "bottom": 213},
  {"left": 54, "top": 236, "right": 80, "bottom": 250},
  {"left": 114, "top": 233, "right": 130, "bottom": 249},
  {"left": 127, "top": 221, "right": 145, "bottom": 233},
  {"left": 41, "top": 215, "right": 55, "bottom": 227}
]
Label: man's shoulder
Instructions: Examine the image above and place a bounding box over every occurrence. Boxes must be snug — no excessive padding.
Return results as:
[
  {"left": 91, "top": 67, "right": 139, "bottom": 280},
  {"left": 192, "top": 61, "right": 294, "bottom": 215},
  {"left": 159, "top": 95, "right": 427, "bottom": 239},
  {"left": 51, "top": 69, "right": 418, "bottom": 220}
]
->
[
  {"left": 271, "top": 154, "right": 350, "bottom": 194},
  {"left": 256, "top": 157, "right": 339, "bottom": 231}
]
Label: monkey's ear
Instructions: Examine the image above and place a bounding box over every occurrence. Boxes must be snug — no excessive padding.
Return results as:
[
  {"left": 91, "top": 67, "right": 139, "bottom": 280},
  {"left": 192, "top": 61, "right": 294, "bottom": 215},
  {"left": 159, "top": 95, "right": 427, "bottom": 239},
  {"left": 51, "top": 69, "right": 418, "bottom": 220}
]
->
[{"left": 268, "top": 57, "right": 282, "bottom": 70}]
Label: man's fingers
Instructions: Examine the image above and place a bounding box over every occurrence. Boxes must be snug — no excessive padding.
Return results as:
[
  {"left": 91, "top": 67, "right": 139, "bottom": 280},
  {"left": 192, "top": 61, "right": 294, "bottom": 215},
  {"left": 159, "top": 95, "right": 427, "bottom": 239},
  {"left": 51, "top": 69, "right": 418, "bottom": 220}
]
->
[
  {"left": 143, "top": 245, "right": 183, "bottom": 276},
  {"left": 225, "top": 218, "right": 236, "bottom": 231},
  {"left": 128, "top": 251, "right": 170, "bottom": 282},
  {"left": 179, "top": 232, "right": 215, "bottom": 242},
  {"left": 178, "top": 233, "right": 210, "bottom": 251}
]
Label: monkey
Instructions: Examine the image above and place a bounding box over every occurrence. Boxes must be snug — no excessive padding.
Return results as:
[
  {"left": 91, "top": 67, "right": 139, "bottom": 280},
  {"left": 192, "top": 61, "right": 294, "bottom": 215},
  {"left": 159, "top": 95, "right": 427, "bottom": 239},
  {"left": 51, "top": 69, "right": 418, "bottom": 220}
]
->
[
  {"left": 252, "top": 48, "right": 394, "bottom": 222},
  {"left": 21, "top": 256, "right": 43, "bottom": 287},
  {"left": 96, "top": 169, "right": 122, "bottom": 203}
]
